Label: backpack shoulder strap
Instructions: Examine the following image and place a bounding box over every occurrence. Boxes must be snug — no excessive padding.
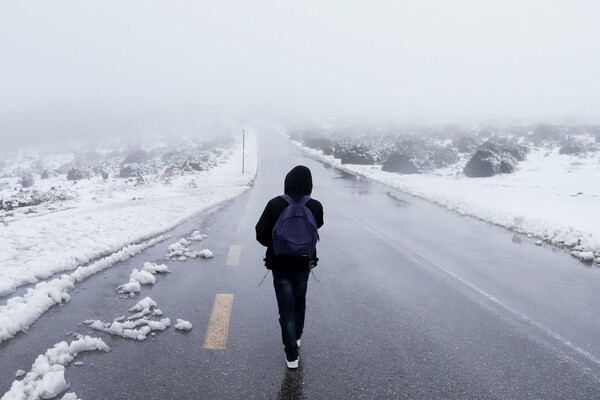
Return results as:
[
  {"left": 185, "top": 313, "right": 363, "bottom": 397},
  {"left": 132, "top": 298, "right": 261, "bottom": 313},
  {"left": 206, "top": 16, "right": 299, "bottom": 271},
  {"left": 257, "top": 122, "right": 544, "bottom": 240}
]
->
[
  {"left": 298, "top": 195, "right": 311, "bottom": 206},
  {"left": 279, "top": 194, "right": 293, "bottom": 205},
  {"left": 279, "top": 195, "right": 311, "bottom": 206}
]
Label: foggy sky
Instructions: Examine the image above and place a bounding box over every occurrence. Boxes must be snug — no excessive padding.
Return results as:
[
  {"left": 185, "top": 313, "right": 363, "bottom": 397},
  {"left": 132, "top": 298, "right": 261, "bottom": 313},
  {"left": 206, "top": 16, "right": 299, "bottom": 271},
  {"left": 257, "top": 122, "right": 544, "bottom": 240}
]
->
[{"left": 1, "top": 1, "right": 599, "bottom": 145}]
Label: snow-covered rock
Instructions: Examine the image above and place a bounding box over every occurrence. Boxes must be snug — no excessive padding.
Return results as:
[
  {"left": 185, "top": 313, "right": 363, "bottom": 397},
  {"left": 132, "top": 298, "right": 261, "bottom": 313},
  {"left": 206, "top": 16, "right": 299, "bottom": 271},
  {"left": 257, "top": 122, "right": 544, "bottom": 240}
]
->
[
  {"left": 570, "top": 251, "right": 595, "bottom": 262},
  {"left": 464, "top": 142, "right": 518, "bottom": 177},
  {"left": 381, "top": 154, "right": 419, "bottom": 174}
]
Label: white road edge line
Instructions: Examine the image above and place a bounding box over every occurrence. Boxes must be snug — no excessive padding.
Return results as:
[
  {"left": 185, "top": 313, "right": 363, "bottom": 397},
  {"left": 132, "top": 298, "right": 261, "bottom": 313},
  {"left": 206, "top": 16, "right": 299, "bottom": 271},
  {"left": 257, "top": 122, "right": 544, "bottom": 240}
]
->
[{"left": 325, "top": 191, "right": 600, "bottom": 369}]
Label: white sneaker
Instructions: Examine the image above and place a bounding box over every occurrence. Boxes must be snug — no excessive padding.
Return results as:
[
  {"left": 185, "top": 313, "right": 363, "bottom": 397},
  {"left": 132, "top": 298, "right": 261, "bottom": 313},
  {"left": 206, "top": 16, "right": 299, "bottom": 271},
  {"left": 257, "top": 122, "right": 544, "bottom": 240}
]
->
[
  {"left": 286, "top": 357, "right": 299, "bottom": 369},
  {"left": 296, "top": 339, "right": 301, "bottom": 348}
]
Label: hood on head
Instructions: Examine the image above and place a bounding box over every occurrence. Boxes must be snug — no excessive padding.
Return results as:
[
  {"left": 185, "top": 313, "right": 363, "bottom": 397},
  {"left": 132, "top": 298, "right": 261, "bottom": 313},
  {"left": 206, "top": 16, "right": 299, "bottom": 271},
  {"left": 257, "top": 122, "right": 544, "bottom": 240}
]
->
[{"left": 284, "top": 165, "right": 313, "bottom": 197}]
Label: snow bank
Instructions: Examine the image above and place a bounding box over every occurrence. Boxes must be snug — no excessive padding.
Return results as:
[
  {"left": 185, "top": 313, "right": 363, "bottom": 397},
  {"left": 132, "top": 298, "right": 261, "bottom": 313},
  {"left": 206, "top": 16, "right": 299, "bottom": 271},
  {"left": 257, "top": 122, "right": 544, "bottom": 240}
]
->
[
  {"left": 295, "top": 140, "right": 600, "bottom": 261},
  {"left": 0, "top": 129, "right": 258, "bottom": 297},
  {"left": 0, "top": 237, "right": 166, "bottom": 344},
  {"left": 1, "top": 336, "right": 109, "bottom": 400}
]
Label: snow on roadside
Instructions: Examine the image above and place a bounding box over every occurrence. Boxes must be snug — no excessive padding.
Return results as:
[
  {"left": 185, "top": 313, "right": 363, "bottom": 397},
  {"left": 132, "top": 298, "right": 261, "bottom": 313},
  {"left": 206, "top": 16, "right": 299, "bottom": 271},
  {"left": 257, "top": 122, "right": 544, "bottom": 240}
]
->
[
  {"left": 294, "top": 140, "right": 600, "bottom": 262},
  {"left": 1, "top": 336, "right": 110, "bottom": 400},
  {"left": 0, "top": 129, "right": 257, "bottom": 297},
  {"left": 0, "top": 236, "right": 166, "bottom": 344},
  {"left": 84, "top": 297, "right": 171, "bottom": 341},
  {"left": 165, "top": 238, "right": 214, "bottom": 261},
  {"left": 116, "top": 262, "right": 168, "bottom": 295}
]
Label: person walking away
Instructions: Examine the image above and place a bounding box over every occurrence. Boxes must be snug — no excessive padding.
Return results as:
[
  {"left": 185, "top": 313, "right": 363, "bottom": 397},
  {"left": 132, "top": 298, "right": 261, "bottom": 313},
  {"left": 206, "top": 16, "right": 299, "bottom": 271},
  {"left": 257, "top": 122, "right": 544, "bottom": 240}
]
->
[{"left": 255, "top": 165, "right": 324, "bottom": 369}]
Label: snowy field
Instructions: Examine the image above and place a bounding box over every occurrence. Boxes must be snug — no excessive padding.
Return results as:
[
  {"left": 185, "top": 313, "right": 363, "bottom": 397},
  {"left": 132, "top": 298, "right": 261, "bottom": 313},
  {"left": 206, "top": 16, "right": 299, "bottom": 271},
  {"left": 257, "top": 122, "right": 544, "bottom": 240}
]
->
[
  {"left": 0, "top": 131, "right": 257, "bottom": 298},
  {"left": 292, "top": 138, "right": 600, "bottom": 265}
]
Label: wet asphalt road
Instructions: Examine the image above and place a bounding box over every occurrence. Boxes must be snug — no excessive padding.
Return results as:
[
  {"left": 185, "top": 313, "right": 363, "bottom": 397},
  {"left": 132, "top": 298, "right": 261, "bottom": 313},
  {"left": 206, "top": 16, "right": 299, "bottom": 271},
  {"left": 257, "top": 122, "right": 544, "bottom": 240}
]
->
[{"left": 2, "top": 128, "right": 600, "bottom": 399}]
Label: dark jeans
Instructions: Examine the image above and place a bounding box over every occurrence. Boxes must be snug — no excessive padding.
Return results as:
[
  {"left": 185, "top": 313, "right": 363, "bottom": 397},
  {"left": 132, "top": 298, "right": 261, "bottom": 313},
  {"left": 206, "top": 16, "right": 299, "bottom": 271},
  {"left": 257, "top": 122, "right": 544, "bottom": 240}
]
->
[{"left": 272, "top": 270, "right": 310, "bottom": 361}]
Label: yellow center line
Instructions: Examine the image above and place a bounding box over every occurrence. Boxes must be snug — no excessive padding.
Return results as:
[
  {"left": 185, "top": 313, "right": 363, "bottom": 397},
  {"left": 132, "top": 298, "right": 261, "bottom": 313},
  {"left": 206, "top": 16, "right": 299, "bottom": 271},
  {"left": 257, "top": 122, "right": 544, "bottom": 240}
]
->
[
  {"left": 226, "top": 245, "right": 242, "bottom": 266},
  {"left": 203, "top": 293, "right": 234, "bottom": 350}
]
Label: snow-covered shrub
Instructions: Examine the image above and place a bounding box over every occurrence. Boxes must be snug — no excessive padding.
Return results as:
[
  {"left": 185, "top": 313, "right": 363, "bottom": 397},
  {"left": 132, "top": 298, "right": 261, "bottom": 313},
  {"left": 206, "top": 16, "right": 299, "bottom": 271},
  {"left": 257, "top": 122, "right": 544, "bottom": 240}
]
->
[
  {"left": 119, "top": 163, "right": 142, "bottom": 178},
  {"left": 0, "top": 188, "right": 75, "bottom": 211},
  {"left": 41, "top": 169, "right": 58, "bottom": 179},
  {"left": 393, "top": 138, "right": 459, "bottom": 172},
  {"left": 18, "top": 172, "right": 35, "bottom": 188},
  {"left": 338, "top": 144, "right": 377, "bottom": 165},
  {"left": 530, "top": 124, "right": 566, "bottom": 144},
  {"left": 505, "top": 145, "right": 529, "bottom": 162},
  {"left": 463, "top": 142, "right": 518, "bottom": 177},
  {"left": 303, "top": 137, "right": 337, "bottom": 155},
  {"left": 123, "top": 150, "right": 150, "bottom": 165},
  {"left": 452, "top": 136, "right": 482, "bottom": 154},
  {"left": 67, "top": 167, "right": 93, "bottom": 181},
  {"left": 381, "top": 154, "right": 419, "bottom": 174},
  {"left": 559, "top": 142, "right": 586, "bottom": 155}
]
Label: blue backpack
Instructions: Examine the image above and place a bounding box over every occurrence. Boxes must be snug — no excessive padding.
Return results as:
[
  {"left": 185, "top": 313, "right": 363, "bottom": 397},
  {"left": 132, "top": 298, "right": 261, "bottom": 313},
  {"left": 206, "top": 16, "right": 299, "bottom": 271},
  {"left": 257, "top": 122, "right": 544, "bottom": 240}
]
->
[{"left": 272, "top": 195, "right": 319, "bottom": 259}]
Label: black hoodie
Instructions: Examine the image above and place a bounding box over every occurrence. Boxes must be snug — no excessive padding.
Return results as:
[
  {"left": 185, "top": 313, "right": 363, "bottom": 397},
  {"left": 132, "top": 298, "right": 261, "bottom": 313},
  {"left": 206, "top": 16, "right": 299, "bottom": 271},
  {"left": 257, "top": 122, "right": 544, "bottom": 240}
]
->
[{"left": 255, "top": 166, "right": 324, "bottom": 271}]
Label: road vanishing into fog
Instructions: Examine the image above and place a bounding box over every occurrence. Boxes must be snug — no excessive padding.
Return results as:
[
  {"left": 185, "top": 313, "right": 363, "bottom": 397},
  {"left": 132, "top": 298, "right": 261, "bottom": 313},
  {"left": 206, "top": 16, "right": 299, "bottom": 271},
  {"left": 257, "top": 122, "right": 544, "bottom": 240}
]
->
[{"left": 2, "top": 128, "right": 600, "bottom": 399}]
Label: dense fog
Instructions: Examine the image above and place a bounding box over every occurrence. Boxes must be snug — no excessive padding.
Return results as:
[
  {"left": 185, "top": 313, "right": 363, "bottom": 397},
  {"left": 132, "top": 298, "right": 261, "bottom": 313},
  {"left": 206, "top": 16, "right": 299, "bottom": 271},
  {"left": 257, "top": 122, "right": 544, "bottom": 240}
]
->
[{"left": 1, "top": 1, "right": 599, "bottom": 147}]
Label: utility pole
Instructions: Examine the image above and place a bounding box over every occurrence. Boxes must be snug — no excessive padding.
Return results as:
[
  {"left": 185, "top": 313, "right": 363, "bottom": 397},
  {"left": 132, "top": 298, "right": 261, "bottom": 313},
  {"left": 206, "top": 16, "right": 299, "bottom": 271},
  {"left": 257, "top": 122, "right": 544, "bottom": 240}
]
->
[{"left": 242, "top": 128, "right": 245, "bottom": 175}]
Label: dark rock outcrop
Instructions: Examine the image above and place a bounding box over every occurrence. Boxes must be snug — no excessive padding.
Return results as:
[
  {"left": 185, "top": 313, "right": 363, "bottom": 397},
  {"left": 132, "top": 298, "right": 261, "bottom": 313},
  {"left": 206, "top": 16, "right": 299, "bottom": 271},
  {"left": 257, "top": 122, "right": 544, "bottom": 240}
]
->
[
  {"left": 464, "top": 142, "right": 518, "bottom": 177},
  {"left": 339, "top": 145, "right": 376, "bottom": 165},
  {"left": 19, "top": 173, "right": 35, "bottom": 188},
  {"left": 531, "top": 124, "right": 565, "bottom": 143},
  {"left": 122, "top": 151, "right": 150, "bottom": 165},
  {"left": 381, "top": 154, "right": 419, "bottom": 174},
  {"left": 452, "top": 136, "right": 482, "bottom": 154},
  {"left": 67, "top": 168, "right": 93, "bottom": 181},
  {"left": 41, "top": 170, "right": 57, "bottom": 179},
  {"left": 559, "top": 143, "right": 586, "bottom": 155},
  {"left": 119, "top": 164, "right": 142, "bottom": 178}
]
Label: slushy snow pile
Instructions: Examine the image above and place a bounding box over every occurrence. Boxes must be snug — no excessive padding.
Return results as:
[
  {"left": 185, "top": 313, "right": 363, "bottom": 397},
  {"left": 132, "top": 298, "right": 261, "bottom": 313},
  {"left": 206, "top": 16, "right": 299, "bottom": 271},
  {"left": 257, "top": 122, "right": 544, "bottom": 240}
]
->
[
  {"left": 0, "top": 236, "right": 166, "bottom": 344},
  {"left": 116, "top": 262, "right": 168, "bottom": 295},
  {"left": 174, "top": 319, "right": 193, "bottom": 331},
  {"left": 295, "top": 140, "right": 600, "bottom": 263},
  {"left": 189, "top": 230, "right": 208, "bottom": 241},
  {"left": 165, "top": 238, "right": 214, "bottom": 261},
  {"left": 1, "top": 336, "right": 110, "bottom": 400},
  {"left": 84, "top": 297, "right": 190, "bottom": 340}
]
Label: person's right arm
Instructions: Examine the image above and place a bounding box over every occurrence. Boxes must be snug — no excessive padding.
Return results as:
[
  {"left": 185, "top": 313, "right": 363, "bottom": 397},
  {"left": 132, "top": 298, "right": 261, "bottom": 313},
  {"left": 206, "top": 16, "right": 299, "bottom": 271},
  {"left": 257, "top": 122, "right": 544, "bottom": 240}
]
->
[{"left": 255, "top": 200, "right": 274, "bottom": 247}]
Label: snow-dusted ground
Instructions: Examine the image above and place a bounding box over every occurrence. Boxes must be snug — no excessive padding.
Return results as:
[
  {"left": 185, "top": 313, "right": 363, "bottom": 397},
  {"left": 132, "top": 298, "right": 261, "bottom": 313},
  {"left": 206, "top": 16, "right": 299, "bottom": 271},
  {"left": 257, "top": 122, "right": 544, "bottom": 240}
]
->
[
  {"left": 0, "top": 130, "right": 257, "bottom": 297},
  {"left": 1, "top": 131, "right": 256, "bottom": 398},
  {"left": 294, "top": 140, "right": 600, "bottom": 263}
]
